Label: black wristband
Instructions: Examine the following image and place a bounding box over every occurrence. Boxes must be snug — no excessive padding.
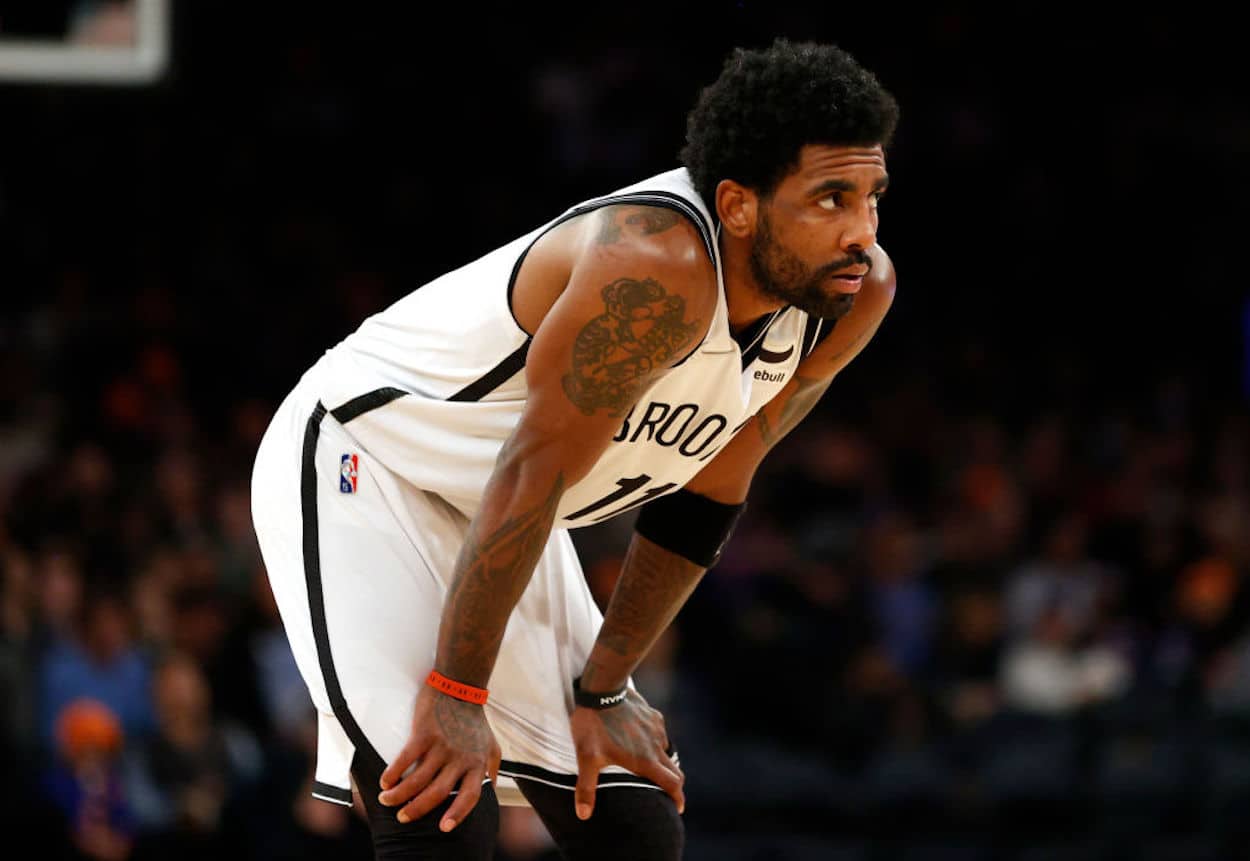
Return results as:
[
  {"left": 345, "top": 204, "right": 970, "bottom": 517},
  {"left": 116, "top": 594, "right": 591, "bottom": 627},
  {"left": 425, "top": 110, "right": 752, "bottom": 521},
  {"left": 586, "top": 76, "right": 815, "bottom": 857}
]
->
[
  {"left": 633, "top": 487, "right": 747, "bottom": 568},
  {"left": 573, "top": 676, "right": 629, "bottom": 710}
]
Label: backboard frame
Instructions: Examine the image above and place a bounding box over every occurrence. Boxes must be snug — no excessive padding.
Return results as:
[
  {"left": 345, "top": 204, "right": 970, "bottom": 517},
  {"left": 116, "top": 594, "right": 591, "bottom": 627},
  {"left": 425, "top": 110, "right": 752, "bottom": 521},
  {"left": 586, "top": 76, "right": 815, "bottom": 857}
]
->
[{"left": 0, "top": 0, "right": 169, "bottom": 85}]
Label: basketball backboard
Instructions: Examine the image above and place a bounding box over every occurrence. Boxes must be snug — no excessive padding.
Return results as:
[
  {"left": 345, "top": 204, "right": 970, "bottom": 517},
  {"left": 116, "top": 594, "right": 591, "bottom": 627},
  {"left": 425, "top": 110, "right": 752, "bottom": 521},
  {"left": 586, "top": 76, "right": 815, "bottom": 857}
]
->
[{"left": 0, "top": 0, "right": 168, "bottom": 84}]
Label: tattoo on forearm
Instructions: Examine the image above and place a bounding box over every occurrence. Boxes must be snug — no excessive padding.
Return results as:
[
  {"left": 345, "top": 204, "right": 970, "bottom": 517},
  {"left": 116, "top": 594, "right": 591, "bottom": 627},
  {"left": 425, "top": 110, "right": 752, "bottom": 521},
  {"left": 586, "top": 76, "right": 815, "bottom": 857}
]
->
[
  {"left": 434, "top": 695, "right": 491, "bottom": 754},
  {"left": 757, "top": 375, "right": 832, "bottom": 449},
  {"left": 561, "top": 279, "right": 700, "bottom": 417},
  {"left": 595, "top": 206, "right": 680, "bottom": 245},
  {"left": 439, "top": 473, "right": 565, "bottom": 683},
  {"left": 756, "top": 410, "right": 778, "bottom": 449},
  {"left": 579, "top": 658, "right": 614, "bottom": 693},
  {"left": 592, "top": 534, "right": 704, "bottom": 676}
]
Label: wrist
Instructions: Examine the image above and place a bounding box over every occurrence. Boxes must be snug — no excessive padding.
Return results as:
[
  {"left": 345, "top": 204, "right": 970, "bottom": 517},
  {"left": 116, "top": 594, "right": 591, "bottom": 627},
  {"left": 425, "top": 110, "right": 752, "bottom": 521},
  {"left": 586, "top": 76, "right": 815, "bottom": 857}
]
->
[
  {"left": 426, "top": 669, "right": 489, "bottom": 705},
  {"left": 573, "top": 675, "right": 629, "bottom": 710}
]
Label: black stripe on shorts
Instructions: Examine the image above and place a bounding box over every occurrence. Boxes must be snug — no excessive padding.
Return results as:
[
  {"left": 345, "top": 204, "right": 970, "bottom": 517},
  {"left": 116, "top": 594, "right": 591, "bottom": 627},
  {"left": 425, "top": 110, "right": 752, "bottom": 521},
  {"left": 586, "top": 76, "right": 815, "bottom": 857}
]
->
[
  {"left": 301, "top": 402, "right": 386, "bottom": 775},
  {"left": 498, "top": 755, "right": 680, "bottom": 792},
  {"left": 330, "top": 387, "right": 408, "bottom": 423},
  {"left": 448, "top": 339, "right": 533, "bottom": 402},
  {"left": 311, "top": 781, "right": 354, "bottom": 807}
]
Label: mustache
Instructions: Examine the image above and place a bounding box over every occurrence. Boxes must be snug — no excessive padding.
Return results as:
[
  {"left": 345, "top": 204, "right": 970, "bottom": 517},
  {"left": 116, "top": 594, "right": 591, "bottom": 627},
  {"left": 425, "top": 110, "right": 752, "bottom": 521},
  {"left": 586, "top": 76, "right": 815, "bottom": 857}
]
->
[{"left": 818, "top": 250, "right": 872, "bottom": 278}]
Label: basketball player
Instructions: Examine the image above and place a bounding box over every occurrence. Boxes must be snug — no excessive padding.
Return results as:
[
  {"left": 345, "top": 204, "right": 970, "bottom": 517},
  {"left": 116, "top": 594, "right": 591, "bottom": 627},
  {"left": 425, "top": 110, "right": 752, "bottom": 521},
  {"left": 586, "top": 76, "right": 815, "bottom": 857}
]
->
[{"left": 251, "top": 38, "right": 899, "bottom": 860}]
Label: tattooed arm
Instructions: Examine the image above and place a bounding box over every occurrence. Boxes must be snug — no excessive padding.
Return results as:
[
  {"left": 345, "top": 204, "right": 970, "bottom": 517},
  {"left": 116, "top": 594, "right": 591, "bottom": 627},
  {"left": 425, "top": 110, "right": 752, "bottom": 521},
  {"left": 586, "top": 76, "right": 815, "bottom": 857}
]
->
[
  {"left": 580, "top": 533, "right": 705, "bottom": 695},
  {"left": 568, "top": 529, "right": 703, "bottom": 817},
  {"left": 558, "top": 250, "right": 898, "bottom": 823},
  {"left": 377, "top": 204, "right": 716, "bottom": 829},
  {"left": 573, "top": 247, "right": 897, "bottom": 705},
  {"left": 435, "top": 206, "right": 714, "bottom": 687}
]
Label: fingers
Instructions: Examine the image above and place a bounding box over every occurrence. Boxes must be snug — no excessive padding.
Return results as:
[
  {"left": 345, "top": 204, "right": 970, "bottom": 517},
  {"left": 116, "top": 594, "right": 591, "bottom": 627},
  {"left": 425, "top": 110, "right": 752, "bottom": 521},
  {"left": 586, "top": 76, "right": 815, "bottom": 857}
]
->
[
  {"left": 440, "top": 769, "right": 486, "bottom": 833},
  {"left": 574, "top": 755, "right": 602, "bottom": 821},
  {"left": 654, "top": 750, "right": 684, "bottom": 787},
  {"left": 378, "top": 751, "right": 442, "bottom": 809},
  {"left": 488, "top": 744, "right": 501, "bottom": 791},
  {"left": 574, "top": 754, "right": 684, "bottom": 820},
  {"left": 396, "top": 765, "right": 462, "bottom": 825},
  {"left": 642, "top": 757, "right": 686, "bottom": 815},
  {"left": 645, "top": 711, "right": 682, "bottom": 811},
  {"left": 380, "top": 739, "right": 427, "bottom": 792}
]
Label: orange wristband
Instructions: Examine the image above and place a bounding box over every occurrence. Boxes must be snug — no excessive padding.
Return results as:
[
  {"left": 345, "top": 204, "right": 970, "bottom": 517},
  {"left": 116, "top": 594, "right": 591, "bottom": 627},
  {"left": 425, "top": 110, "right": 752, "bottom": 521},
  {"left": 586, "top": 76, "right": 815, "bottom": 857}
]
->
[{"left": 426, "top": 670, "right": 489, "bottom": 705}]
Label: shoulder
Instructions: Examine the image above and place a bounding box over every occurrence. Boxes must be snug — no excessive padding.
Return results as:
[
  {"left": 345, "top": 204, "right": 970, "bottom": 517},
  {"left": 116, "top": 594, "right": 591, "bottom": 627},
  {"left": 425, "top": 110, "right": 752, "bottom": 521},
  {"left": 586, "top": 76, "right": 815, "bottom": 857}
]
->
[
  {"left": 841, "top": 243, "right": 896, "bottom": 324},
  {"left": 570, "top": 203, "right": 718, "bottom": 313},
  {"left": 591, "top": 202, "right": 711, "bottom": 253},
  {"left": 860, "top": 244, "right": 897, "bottom": 311}
]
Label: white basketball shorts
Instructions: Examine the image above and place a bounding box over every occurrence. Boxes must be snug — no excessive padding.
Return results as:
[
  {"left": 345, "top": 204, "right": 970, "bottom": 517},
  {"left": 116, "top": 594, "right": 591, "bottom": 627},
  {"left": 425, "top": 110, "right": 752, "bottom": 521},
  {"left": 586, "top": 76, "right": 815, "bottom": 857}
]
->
[{"left": 250, "top": 372, "right": 662, "bottom": 808}]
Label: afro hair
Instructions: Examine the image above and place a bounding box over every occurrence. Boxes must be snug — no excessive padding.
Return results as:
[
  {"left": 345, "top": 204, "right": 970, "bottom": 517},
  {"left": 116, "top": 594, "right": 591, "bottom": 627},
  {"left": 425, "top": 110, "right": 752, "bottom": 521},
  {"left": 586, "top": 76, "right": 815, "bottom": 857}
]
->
[{"left": 681, "top": 39, "right": 900, "bottom": 210}]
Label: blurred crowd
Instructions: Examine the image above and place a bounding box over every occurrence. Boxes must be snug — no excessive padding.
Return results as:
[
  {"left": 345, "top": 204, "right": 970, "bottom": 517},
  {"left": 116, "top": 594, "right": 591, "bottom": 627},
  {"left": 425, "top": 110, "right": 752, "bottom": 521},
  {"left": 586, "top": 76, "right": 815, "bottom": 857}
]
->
[
  {"left": 657, "top": 367, "right": 1250, "bottom": 859},
  {"left": 2, "top": 271, "right": 1248, "bottom": 860}
]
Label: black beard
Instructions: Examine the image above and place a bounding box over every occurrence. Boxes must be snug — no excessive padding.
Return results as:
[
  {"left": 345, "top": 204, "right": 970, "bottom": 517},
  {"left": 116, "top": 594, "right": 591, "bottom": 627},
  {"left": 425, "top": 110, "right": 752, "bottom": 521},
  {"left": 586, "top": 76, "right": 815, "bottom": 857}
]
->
[{"left": 748, "top": 211, "right": 867, "bottom": 320}]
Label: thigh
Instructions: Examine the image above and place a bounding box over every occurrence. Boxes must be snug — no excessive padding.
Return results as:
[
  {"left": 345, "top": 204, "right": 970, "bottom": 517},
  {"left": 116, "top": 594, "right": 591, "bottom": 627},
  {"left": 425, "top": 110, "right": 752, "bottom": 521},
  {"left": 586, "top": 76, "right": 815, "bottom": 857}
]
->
[
  {"left": 516, "top": 778, "right": 684, "bottom": 861},
  {"left": 253, "top": 400, "right": 468, "bottom": 801}
]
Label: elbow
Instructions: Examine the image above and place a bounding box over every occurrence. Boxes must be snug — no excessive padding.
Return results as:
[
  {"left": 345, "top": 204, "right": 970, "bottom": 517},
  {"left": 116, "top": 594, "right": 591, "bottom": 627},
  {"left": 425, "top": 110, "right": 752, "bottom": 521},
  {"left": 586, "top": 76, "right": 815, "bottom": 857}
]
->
[
  {"left": 479, "top": 436, "right": 570, "bottom": 527},
  {"left": 493, "top": 425, "right": 589, "bottom": 497}
]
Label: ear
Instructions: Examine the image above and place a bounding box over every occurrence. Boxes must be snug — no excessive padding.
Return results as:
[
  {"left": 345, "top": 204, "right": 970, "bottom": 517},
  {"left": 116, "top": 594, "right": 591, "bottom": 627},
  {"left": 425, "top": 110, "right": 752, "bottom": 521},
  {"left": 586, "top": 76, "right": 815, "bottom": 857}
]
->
[{"left": 715, "top": 179, "right": 757, "bottom": 240}]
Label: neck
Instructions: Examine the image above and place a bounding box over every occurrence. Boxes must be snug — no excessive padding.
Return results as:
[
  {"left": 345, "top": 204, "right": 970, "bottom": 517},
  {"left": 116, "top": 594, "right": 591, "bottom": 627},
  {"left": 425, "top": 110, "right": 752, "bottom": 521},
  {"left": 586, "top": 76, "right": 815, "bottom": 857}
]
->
[{"left": 719, "top": 232, "right": 786, "bottom": 335}]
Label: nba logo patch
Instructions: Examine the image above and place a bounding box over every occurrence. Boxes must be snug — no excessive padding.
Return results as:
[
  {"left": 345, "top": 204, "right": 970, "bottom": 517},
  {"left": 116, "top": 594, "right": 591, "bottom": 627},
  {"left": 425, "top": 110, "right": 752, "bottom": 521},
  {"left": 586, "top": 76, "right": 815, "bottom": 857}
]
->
[{"left": 340, "top": 454, "right": 359, "bottom": 494}]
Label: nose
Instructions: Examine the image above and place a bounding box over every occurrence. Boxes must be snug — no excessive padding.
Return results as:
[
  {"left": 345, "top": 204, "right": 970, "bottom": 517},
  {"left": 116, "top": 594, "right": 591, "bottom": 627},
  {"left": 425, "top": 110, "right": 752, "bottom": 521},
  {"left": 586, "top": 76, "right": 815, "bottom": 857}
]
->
[{"left": 840, "top": 208, "right": 877, "bottom": 253}]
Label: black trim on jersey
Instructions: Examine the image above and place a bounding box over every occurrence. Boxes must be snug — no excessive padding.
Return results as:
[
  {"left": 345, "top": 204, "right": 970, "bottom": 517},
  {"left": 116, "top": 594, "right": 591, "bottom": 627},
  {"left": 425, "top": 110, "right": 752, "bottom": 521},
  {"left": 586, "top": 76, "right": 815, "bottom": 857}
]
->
[
  {"left": 812, "top": 318, "right": 837, "bottom": 353},
  {"left": 565, "top": 190, "right": 718, "bottom": 265},
  {"left": 505, "top": 240, "right": 539, "bottom": 335},
  {"left": 800, "top": 315, "right": 838, "bottom": 358},
  {"left": 734, "top": 309, "right": 783, "bottom": 353},
  {"left": 800, "top": 315, "right": 822, "bottom": 358},
  {"left": 311, "top": 781, "right": 354, "bottom": 806},
  {"left": 448, "top": 339, "right": 532, "bottom": 402},
  {"left": 757, "top": 344, "right": 794, "bottom": 364},
  {"left": 737, "top": 309, "right": 784, "bottom": 370},
  {"left": 329, "top": 387, "right": 408, "bottom": 424},
  {"left": 499, "top": 759, "right": 674, "bottom": 791},
  {"left": 301, "top": 402, "right": 387, "bottom": 775}
]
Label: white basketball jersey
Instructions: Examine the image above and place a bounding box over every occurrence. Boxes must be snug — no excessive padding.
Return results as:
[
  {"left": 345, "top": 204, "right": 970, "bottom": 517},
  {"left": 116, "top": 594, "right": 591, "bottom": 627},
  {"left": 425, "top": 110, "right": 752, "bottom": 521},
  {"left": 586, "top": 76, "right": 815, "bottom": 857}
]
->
[{"left": 307, "top": 168, "right": 835, "bottom": 528}]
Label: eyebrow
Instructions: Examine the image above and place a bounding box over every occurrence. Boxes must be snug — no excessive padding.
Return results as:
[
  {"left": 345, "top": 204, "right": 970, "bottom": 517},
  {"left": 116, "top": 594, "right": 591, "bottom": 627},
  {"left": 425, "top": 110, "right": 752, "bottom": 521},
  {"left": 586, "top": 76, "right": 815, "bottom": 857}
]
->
[{"left": 810, "top": 174, "right": 891, "bottom": 196}]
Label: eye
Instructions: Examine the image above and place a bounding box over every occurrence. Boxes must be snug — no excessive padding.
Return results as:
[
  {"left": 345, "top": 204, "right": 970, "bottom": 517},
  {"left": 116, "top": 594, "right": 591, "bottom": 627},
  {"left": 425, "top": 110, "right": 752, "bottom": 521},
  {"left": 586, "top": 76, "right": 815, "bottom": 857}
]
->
[
  {"left": 817, "top": 192, "right": 842, "bottom": 211},
  {"left": 870, "top": 191, "right": 886, "bottom": 210}
]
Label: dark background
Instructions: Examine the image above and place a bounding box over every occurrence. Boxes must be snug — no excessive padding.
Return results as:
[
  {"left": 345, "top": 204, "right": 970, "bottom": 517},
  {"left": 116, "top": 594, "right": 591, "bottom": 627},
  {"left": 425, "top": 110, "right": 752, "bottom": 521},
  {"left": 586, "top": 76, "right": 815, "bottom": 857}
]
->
[{"left": 2, "top": 3, "right": 1249, "bottom": 860}]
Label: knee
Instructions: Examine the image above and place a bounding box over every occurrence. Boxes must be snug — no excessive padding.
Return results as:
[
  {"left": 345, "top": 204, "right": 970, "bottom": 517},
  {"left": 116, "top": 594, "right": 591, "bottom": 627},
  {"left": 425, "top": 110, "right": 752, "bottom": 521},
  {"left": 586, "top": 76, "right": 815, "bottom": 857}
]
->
[
  {"left": 539, "top": 786, "right": 684, "bottom": 861},
  {"left": 591, "top": 790, "right": 684, "bottom": 860}
]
